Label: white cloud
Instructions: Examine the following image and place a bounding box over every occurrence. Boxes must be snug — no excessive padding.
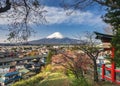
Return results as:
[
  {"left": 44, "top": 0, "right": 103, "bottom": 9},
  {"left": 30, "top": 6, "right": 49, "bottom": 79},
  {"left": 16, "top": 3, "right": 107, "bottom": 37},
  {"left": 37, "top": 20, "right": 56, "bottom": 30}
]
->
[
  {"left": 0, "top": 6, "right": 107, "bottom": 43},
  {"left": 0, "top": 6, "right": 106, "bottom": 26},
  {"left": 44, "top": 6, "right": 106, "bottom": 26}
]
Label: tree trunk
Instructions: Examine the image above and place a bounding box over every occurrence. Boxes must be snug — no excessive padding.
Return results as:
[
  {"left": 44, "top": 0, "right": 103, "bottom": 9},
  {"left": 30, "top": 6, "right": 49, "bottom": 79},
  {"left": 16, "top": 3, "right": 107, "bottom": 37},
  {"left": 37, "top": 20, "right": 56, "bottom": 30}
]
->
[
  {"left": 93, "top": 60, "right": 99, "bottom": 82},
  {"left": 74, "top": 69, "right": 84, "bottom": 79}
]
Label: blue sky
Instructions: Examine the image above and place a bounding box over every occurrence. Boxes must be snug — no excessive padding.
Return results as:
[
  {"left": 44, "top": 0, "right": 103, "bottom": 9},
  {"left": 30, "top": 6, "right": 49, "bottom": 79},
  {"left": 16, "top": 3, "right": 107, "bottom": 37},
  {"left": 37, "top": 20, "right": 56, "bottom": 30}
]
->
[{"left": 0, "top": 0, "right": 108, "bottom": 42}]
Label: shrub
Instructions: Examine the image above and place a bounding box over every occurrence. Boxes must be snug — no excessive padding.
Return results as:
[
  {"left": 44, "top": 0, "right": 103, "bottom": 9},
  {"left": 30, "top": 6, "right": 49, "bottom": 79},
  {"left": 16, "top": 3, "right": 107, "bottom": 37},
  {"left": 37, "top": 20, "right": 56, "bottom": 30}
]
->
[
  {"left": 42, "top": 64, "right": 53, "bottom": 72},
  {"left": 71, "top": 78, "right": 91, "bottom": 86}
]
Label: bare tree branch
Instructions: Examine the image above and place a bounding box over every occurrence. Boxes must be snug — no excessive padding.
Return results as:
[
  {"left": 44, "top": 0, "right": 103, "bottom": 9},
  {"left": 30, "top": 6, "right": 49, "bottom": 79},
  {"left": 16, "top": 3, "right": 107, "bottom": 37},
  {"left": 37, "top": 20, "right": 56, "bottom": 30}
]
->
[
  {"left": 0, "top": 0, "right": 11, "bottom": 13},
  {"left": 75, "top": 32, "right": 102, "bottom": 81},
  {"left": 0, "top": 0, "right": 46, "bottom": 43}
]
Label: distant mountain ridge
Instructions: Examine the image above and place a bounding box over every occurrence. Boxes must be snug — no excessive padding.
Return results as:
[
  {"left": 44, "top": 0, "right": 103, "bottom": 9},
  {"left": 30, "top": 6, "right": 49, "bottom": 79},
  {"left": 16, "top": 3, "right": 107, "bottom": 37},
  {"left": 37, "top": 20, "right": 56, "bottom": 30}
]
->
[
  {"left": 29, "top": 37, "right": 80, "bottom": 45},
  {"left": 0, "top": 32, "right": 80, "bottom": 45},
  {"left": 28, "top": 32, "right": 80, "bottom": 44}
]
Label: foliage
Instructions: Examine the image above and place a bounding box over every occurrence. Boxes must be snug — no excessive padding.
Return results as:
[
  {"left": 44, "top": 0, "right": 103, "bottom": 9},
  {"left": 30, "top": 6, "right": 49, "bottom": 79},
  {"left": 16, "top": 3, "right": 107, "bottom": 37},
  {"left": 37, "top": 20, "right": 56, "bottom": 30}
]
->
[
  {"left": 102, "top": 1, "right": 120, "bottom": 67},
  {"left": 38, "top": 73, "right": 70, "bottom": 86},
  {"left": 42, "top": 64, "right": 53, "bottom": 72},
  {"left": 77, "top": 32, "right": 101, "bottom": 82},
  {"left": 46, "top": 48, "right": 58, "bottom": 64},
  {"left": 52, "top": 50, "right": 92, "bottom": 79},
  {"left": 71, "top": 78, "right": 91, "bottom": 86},
  {"left": 111, "top": 29, "right": 120, "bottom": 67},
  {"left": 12, "top": 72, "right": 45, "bottom": 86},
  {"left": 62, "top": 0, "right": 120, "bottom": 14},
  {"left": 12, "top": 72, "right": 71, "bottom": 86},
  {"left": 103, "top": 4, "right": 120, "bottom": 32},
  {"left": 46, "top": 50, "right": 53, "bottom": 64},
  {"left": 12, "top": 70, "right": 119, "bottom": 86},
  {"left": 0, "top": 0, "right": 46, "bottom": 42}
]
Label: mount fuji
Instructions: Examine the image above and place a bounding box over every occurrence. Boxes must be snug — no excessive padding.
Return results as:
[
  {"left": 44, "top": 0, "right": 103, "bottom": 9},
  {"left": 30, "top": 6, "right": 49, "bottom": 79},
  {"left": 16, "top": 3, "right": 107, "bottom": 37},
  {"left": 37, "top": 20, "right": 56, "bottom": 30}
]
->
[{"left": 29, "top": 32, "right": 80, "bottom": 45}]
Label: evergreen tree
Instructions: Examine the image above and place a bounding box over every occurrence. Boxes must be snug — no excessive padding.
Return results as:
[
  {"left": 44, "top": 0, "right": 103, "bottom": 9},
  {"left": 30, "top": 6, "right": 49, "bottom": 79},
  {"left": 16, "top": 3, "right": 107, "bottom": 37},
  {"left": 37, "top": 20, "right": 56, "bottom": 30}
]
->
[
  {"left": 46, "top": 49, "right": 57, "bottom": 64},
  {"left": 46, "top": 50, "right": 53, "bottom": 64},
  {"left": 102, "top": 1, "right": 120, "bottom": 66},
  {"left": 112, "top": 29, "right": 120, "bottom": 67}
]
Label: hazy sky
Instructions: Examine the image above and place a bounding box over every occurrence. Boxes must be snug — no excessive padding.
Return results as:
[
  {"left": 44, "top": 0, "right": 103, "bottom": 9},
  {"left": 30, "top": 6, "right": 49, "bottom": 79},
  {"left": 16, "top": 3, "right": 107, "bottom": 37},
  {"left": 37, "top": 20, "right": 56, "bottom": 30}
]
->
[{"left": 0, "top": 0, "right": 108, "bottom": 43}]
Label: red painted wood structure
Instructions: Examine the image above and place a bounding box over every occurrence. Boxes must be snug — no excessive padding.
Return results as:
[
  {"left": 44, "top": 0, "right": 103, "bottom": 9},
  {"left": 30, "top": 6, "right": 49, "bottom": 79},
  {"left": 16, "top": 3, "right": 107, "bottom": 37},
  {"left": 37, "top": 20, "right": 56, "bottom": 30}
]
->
[{"left": 95, "top": 32, "right": 120, "bottom": 84}]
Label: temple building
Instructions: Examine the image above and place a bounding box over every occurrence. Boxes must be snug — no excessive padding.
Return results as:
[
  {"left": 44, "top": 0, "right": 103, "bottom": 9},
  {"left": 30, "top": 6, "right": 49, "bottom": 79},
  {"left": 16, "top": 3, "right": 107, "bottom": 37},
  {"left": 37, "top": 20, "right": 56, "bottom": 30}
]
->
[{"left": 94, "top": 32, "right": 113, "bottom": 49}]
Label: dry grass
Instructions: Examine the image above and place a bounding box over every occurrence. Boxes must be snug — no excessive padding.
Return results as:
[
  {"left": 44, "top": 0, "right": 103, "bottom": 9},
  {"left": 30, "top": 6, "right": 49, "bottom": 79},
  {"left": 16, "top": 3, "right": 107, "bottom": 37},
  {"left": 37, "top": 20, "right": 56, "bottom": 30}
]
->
[{"left": 38, "top": 73, "right": 71, "bottom": 86}]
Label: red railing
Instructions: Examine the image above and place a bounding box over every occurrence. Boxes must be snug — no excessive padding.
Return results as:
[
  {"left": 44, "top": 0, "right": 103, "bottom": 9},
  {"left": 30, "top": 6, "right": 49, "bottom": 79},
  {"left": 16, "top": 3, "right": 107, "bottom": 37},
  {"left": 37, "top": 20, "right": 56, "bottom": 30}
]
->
[
  {"left": 102, "top": 64, "right": 120, "bottom": 84},
  {"left": 101, "top": 47, "right": 120, "bottom": 85}
]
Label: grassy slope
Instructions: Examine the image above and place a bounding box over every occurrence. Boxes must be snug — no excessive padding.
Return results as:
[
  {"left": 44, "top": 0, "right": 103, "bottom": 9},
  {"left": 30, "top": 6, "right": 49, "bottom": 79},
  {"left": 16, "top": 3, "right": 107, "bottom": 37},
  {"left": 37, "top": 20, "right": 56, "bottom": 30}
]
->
[
  {"left": 12, "top": 72, "right": 120, "bottom": 86},
  {"left": 38, "top": 73, "right": 70, "bottom": 86},
  {"left": 12, "top": 72, "right": 71, "bottom": 86}
]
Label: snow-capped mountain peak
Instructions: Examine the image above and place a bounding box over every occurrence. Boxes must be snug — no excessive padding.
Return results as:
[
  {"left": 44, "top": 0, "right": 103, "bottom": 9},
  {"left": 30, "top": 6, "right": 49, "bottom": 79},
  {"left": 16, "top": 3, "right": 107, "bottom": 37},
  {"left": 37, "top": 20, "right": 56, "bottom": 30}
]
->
[{"left": 46, "top": 32, "right": 64, "bottom": 39}]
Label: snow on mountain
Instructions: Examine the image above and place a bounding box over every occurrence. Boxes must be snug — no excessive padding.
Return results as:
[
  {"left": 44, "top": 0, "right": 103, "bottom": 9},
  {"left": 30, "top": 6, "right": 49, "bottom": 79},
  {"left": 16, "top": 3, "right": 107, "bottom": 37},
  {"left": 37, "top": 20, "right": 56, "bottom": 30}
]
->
[
  {"left": 28, "top": 32, "right": 80, "bottom": 44},
  {"left": 46, "top": 32, "right": 64, "bottom": 39}
]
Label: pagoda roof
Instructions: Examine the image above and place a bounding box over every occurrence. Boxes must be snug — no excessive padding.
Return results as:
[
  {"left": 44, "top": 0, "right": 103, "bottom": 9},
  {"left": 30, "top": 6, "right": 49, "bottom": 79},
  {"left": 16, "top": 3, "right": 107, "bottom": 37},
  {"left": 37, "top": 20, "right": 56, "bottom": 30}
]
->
[{"left": 94, "top": 32, "right": 113, "bottom": 42}]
